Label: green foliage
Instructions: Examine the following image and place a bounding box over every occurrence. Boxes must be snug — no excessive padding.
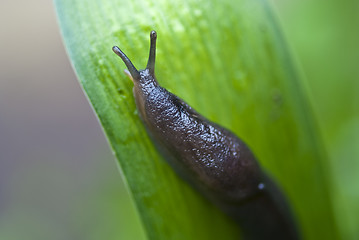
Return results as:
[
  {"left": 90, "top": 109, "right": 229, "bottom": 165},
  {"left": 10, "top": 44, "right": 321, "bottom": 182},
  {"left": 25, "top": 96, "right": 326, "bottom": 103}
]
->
[
  {"left": 54, "top": 0, "right": 339, "bottom": 239},
  {"left": 271, "top": 1, "right": 359, "bottom": 238}
]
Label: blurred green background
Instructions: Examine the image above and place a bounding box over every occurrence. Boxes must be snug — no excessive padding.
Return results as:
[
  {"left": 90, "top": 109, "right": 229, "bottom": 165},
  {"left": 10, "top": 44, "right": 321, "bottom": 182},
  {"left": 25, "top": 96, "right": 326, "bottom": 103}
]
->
[{"left": 0, "top": 0, "right": 357, "bottom": 239}]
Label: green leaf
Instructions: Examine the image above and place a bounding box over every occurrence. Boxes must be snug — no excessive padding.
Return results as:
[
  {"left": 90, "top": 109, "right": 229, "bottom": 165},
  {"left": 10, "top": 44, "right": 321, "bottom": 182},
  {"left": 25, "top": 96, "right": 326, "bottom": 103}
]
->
[{"left": 54, "top": 0, "right": 339, "bottom": 239}]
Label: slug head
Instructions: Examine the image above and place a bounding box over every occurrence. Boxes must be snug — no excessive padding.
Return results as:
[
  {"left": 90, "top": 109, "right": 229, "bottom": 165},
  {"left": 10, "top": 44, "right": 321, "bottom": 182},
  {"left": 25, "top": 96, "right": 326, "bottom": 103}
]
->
[{"left": 112, "top": 31, "right": 159, "bottom": 96}]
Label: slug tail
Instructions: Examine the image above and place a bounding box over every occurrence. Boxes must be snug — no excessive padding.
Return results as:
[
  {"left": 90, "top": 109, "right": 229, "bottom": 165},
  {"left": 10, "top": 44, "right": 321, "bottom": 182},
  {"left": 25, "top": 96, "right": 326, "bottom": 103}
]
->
[
  {"left": 146, "top": 30, "right": 157, "bottom": 75},
  {"left": 112, "top": 46, "right": 141, "bottom": 81}
]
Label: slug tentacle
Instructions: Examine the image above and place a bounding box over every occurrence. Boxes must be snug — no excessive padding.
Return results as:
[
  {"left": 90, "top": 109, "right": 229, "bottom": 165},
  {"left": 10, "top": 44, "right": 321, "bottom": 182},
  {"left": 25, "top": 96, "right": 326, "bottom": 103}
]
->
[
  {"left": 112, "top": 46, "right": 141, "bottom": 81},
  {"left": 146, "top": 30, "right": 157, "bottom": 75},
  {"left": 112, "top": 31, "right": 300, "bottom": 240}
]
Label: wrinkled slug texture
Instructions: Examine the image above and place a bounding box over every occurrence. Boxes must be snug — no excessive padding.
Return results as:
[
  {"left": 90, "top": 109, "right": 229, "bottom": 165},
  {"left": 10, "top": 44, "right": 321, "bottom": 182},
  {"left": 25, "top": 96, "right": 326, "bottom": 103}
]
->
[{"left": 112, "top": 31, "right": 299, "bottom": 240}]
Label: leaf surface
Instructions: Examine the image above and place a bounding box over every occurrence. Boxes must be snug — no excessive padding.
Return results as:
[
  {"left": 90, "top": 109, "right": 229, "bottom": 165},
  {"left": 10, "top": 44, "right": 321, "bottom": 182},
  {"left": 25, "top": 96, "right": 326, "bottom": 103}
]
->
[{"left": 54, "top": 0, "right": 339, "bottom": 239}]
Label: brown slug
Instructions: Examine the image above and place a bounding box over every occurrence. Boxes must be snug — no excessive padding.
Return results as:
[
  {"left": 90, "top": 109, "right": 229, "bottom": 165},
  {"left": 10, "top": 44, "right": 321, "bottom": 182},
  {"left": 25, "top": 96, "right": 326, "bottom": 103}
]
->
[{"left": 112, "top": 31, "right": 300, "bottom": 240}]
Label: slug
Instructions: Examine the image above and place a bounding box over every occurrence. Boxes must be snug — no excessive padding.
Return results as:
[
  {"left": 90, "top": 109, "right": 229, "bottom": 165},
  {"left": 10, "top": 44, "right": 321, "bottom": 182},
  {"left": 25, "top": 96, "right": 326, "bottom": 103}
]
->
[{"left": 112, "top": 31, "right": 300, "bottom": 240}]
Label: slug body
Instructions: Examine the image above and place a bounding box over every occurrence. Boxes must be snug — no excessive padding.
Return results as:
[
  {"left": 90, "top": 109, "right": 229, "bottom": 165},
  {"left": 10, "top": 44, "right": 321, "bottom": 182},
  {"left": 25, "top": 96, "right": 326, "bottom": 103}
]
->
[{"left": 112, "top": 31, "right": 299, "bottom": 240}]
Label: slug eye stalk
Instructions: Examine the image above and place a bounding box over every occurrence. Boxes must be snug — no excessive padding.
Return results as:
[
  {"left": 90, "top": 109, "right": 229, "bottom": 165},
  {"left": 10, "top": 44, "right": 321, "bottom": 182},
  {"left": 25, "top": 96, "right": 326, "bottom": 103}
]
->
[
  {"left": 112, "top": 46, "right": 141, "bottom": 81},
  {"left": 146, "top": 30, "right": 157, "bottom": 75}
]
